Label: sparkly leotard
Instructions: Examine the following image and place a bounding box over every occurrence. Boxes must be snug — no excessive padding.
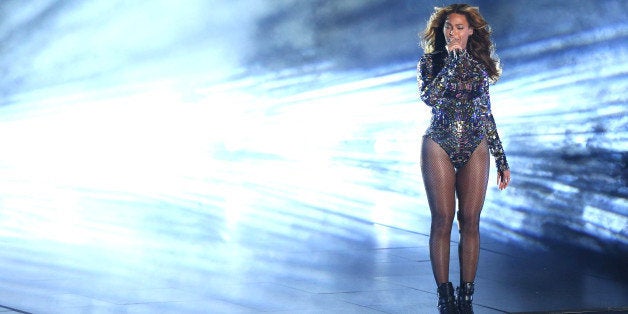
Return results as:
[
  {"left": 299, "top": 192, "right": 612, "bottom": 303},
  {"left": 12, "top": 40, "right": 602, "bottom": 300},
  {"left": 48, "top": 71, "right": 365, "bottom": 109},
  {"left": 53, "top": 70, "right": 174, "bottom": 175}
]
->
[{"left": 418, "top": 50, "right": 509, "bottom": 171}]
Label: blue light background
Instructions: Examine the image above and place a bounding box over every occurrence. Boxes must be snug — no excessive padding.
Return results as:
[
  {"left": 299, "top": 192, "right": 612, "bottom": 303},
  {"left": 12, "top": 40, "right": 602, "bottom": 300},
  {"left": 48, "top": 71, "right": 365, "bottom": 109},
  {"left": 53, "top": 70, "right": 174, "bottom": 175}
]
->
[{"left": 0, "top": 0, "right": 626, "bottom": 265}]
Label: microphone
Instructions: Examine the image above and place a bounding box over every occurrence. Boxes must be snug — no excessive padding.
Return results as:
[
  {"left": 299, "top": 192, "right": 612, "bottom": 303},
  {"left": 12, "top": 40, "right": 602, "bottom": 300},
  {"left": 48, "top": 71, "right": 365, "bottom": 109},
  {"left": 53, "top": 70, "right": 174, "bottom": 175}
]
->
[{"left": 449, "top": 48, "right": 459, "bottom": 60}]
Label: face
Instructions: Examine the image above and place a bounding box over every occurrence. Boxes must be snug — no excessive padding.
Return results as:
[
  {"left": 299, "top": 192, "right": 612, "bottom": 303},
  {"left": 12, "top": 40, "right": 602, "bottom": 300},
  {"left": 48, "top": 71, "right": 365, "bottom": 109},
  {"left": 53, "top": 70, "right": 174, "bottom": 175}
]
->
[{"left": 443, "top": 13, "right": 473, "bottom": 50}]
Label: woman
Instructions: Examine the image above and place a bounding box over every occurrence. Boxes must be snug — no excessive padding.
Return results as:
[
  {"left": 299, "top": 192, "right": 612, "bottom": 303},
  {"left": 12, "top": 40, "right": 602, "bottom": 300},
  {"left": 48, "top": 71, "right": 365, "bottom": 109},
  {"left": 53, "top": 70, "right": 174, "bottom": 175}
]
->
[{"left": 417, "top": 4, "right": 511, "bottom": 313}]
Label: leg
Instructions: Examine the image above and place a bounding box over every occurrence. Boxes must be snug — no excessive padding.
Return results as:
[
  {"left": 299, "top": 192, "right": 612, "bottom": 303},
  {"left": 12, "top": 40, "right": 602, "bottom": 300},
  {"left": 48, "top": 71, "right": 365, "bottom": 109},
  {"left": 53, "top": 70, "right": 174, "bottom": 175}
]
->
[
  {"left": 421, "top": 136, "right": 456, "bottom": 285},
  {"left": 456, "top": 139, "right": 489, "bottom": 284}
]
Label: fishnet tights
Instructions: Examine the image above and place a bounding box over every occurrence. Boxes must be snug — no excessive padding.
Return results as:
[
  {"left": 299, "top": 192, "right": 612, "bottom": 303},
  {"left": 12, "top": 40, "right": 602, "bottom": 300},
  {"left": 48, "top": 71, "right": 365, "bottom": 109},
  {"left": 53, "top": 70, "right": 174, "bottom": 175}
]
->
[{"left": 421, "top": 137, "right": 489, "bottom": 285}]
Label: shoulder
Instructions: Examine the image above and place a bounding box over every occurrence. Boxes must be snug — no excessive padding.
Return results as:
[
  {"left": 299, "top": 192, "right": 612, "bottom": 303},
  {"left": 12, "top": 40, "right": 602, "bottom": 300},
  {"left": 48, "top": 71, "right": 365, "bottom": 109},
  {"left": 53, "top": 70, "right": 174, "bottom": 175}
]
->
[
  {"left": 419, "top": 50, "right": 447, "bottom": 63},
  {"left": 466, "top": 54, "right": 489, "bottom": 77},
  {"left": 419, "top": 50, "right": 447, "bottom": 71}
]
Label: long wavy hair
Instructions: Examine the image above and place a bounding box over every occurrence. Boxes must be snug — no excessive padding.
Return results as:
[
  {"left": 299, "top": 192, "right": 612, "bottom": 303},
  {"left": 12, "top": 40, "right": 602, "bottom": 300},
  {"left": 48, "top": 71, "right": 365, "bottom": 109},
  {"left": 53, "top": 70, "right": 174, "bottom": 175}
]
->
[{"left": 420, "top": 4, "right": 501, "bottom": 82}]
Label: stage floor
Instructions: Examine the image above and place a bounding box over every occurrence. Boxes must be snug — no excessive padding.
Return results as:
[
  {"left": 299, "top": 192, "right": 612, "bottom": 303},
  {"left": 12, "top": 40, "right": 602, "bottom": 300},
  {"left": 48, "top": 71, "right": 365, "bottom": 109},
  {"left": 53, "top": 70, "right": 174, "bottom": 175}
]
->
[{"left": 0, "top": 212, "right": 625, "bottom": 313}]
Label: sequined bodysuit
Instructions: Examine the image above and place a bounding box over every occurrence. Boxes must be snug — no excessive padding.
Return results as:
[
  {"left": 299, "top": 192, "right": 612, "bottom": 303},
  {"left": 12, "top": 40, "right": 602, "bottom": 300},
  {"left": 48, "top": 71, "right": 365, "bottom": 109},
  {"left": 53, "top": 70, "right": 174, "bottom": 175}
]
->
[{"left": 418, "top": 50, "right": 509, "bottom": 171}]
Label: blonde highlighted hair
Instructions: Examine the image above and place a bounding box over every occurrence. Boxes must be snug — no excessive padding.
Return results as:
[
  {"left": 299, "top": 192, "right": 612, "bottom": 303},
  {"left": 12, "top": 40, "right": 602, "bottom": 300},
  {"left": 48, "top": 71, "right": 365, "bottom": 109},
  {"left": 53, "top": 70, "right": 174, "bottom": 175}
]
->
[{"left": 420, "top": 3, "right": 501, "bottom": 82}]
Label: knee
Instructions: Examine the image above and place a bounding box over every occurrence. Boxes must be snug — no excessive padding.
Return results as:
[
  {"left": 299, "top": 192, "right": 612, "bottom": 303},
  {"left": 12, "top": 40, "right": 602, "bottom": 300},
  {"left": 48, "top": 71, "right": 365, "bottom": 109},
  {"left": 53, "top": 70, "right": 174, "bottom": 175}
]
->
[
  {"left": 458, "top": 210, "right": 480, "bottom": 234},
  {"left": 432, "top": 210, "right": 455, "bottom": 231}
]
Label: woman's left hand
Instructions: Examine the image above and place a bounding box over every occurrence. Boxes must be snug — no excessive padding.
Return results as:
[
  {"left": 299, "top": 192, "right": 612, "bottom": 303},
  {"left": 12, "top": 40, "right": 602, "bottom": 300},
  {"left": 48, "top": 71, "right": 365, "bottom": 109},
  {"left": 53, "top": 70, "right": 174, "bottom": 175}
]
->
[{"left": 497, "top": 169, "right": 511, "bottom": 190}]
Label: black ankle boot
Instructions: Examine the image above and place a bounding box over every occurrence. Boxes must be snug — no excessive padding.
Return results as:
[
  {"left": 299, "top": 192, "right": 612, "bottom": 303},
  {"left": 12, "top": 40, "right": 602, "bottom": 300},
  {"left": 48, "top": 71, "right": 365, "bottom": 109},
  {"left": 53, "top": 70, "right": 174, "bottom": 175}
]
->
[
  {"left": 457, "top": 282, "right": 474, "bottom": 314},
  {"left": 437, "top": 282, "right": 458, "bottom": 314}
]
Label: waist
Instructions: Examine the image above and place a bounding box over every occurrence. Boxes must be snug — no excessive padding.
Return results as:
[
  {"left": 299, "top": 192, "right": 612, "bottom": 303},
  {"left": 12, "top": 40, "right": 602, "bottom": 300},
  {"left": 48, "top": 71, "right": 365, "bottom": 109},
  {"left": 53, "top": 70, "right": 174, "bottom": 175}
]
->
[{"left": 426, "top": 115, "right": 483, "bottom": 138}]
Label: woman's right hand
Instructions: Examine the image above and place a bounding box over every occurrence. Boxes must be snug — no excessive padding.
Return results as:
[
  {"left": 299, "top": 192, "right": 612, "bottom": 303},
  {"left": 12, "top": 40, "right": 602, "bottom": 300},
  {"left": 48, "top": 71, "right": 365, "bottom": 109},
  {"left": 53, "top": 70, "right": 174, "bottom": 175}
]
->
[{"left": 446, "top": 38, "right": 463, "bottom": 55}]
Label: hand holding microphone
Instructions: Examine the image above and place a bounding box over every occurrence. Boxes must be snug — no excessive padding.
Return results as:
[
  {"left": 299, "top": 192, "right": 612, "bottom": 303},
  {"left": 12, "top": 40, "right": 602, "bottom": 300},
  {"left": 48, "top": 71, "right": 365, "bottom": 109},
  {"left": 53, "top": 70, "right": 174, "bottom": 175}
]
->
[{"left": 447, "top": 37, "right": 462, "bottom": 60}]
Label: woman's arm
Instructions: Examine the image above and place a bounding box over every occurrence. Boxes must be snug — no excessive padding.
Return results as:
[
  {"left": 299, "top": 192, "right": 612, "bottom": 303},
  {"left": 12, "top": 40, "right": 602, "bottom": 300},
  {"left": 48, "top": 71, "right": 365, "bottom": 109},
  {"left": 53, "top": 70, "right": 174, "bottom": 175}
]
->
[
  {"left": 417, "top": 53, "right": 456, "bottom": 107},
  {"left": 418, "top": 52, "right": 484, "bottom": 106},
  {"left": 479, "top": 83, "right": 509, "bottom": 173},
  {"left": 484, "top": 111, "right": 509, "bottom": 172}
]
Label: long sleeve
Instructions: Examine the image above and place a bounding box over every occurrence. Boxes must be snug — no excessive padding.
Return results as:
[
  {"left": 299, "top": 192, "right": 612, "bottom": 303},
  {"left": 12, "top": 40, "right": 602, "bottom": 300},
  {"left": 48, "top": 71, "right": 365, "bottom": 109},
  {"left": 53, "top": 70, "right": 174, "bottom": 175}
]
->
[
  {"left": 418, "top": 52, "right": 485, "bottom": 107},
  {"left": 418, "top": 52, "right": 454, "bottom": 107},
  {"left": 478, "top": 85, "right": 509, "bottom": 172}
]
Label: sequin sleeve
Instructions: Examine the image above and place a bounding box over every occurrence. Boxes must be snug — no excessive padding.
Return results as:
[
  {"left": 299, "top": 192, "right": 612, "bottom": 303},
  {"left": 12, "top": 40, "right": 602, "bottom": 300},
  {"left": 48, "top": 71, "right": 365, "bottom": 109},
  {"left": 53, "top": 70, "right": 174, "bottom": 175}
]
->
[
  {"left": 417, "top": 53, "right": 455, "bottom": 107},
  {"left": 478, "top": 82, "right": 509, "bottom": 172},
  {"left": 418, "top": 52, "right": 484, "bottom": 106}
]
